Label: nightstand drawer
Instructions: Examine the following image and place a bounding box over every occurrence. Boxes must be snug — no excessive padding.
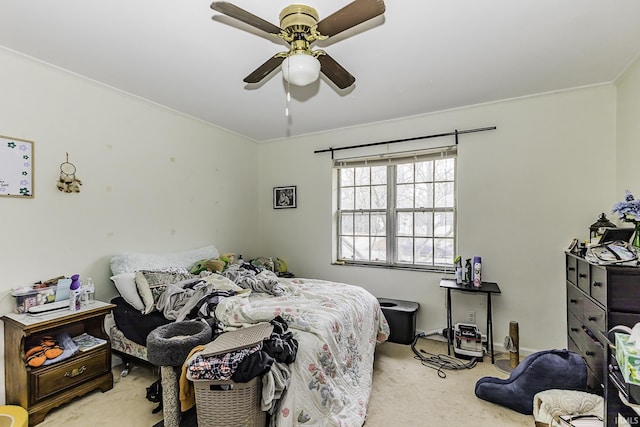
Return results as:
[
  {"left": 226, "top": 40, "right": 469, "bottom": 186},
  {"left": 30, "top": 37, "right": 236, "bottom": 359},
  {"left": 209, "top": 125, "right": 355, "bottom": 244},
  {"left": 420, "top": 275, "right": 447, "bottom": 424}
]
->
[{"left": 30, "top": 349, "right": 109, "bottom": 401}]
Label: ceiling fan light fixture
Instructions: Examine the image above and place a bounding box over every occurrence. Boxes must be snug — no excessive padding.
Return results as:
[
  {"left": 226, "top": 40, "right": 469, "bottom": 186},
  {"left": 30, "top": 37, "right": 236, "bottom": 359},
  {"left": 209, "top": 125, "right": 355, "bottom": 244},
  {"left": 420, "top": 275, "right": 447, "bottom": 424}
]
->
[{"left": 281, "top": 53, "right": 321, "bottom": 86}]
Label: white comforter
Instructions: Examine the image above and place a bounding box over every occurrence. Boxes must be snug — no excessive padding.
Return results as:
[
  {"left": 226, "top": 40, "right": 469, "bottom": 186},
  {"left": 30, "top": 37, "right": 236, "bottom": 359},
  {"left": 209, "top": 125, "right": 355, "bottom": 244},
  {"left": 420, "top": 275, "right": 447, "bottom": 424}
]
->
[{"left": 215, "top": 277, "right": 389, "bottom": 427}]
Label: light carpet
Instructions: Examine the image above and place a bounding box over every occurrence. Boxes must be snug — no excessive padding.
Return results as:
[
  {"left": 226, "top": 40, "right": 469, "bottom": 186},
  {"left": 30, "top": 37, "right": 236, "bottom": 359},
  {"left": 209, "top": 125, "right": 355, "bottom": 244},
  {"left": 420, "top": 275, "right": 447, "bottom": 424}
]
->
[{"left": 37, "top": 338, "right": 533, "bottom": 426}]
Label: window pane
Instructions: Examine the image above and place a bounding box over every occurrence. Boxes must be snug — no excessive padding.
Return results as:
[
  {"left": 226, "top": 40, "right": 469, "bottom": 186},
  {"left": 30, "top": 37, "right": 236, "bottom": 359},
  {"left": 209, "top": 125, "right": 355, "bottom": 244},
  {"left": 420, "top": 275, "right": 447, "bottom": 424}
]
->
[
  {"left": 340, "top": 168, "right": 354, "bottom": 187},
  {"left": 396, "top": 184, "right": 414, "bottom": 208},
  {"left": 355, "top": 186, "right": 371, "bottom": 209},
  {"left": 340, "top": 237, "right": 354, "bottom": 260},
  {"left": 434, "top": 158, "right": 454, "bottom": 181},
  {"left": 414, "top": 212, "right": 433, "bottom": 237},
  {"left": 341, "top": 187, "right": 354, "bottom": 210},
  {"left": 371, "top": 236, "right": 386, "bottom": 261},
  {"left": 371, "top": 185, "right": 387, "bottom": 209},
  {"left": 397, "top": 212, "right": 413, "bottom": 236},
  {"left": 434, "top": 238, "right": 454, "bottom": 264},
  {"left": 415, "top": 183, "right": 433, "bottom": 208},
  {"left": 354, "top": 212, "right": 369, "bottom": 235},
  {"left": 371, "top": 166, "right": 386, "bottom": 185},
  {"left": 354, "top": 237, "right": 370, "bottom": 261},
  {"left": 415, "top": 161, "right": 433, "bottom": 183},
  {"left": 355, "top": 167, "right": 370, "bottom": 186},
  {"left": 434, "top": 182, "right": 454, "bottom": 208},
  {"left": 397, "top": 237, "right": 413, "bottom": 263},
  {"left": 336, "top": 153, "right": 456, "bottom": 268},
  {"left": 397, "top": 163, "right": 414, "bottom": 184},
  {"left": 341, "top": 213, "right": 353, "bottom": 235},
  {"left": 415, "top": 238, "right": 433, "bottom": 264},
  {"left": 434, "top": 212, "right": 454, "bottom": 237},
  {"left": 371, "top": 213, "right": 386, "bottom": 236}
]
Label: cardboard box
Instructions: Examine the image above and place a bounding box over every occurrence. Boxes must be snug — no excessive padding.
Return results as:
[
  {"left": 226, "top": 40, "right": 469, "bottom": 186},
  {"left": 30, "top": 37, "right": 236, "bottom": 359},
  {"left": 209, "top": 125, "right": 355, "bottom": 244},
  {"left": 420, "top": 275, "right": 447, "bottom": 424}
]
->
[{"left": 615, "top": 333, "right": 640, "bottom": 385}]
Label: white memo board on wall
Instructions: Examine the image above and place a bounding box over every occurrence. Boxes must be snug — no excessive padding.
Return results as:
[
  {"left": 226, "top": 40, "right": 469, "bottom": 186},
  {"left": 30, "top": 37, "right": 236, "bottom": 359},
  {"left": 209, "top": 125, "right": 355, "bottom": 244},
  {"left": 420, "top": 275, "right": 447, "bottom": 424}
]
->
[{"left": 0, "top": 135, "right": 34, "bottom": 198}]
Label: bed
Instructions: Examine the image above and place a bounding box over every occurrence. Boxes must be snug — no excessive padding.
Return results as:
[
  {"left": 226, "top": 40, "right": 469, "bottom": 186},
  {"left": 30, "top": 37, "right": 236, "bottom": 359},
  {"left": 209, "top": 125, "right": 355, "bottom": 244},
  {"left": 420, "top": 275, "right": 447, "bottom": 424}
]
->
[{"left": 107, "top": 245, "right": 390, "bottom": 427}]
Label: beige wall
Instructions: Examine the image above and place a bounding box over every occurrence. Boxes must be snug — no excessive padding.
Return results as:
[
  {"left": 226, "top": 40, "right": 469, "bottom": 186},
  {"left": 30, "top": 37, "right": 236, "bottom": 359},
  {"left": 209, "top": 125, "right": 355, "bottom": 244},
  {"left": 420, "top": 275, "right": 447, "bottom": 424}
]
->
[
  {"left": 258, "top": 85, "right": 618, "bottom": 354},
  {"left": 0, "top": 48, "right": 260, "bottom": 402},
  {"left": 616, "top": 55, "right": 640, "bottom": 202}
]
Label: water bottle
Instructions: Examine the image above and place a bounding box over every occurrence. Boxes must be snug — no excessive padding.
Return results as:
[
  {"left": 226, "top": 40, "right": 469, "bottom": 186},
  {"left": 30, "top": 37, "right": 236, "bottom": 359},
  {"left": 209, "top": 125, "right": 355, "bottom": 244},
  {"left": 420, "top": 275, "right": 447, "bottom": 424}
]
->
[{"left": 85, "top": 278, "right": 95, "bottom": 305}]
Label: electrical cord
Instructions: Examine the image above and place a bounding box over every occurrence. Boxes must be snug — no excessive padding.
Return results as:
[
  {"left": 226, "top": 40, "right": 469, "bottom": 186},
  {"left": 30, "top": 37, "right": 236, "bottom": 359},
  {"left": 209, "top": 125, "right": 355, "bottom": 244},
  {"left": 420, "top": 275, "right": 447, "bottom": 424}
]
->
[{"left": 410, "top": 332, "right": 478, "bottom": 378}]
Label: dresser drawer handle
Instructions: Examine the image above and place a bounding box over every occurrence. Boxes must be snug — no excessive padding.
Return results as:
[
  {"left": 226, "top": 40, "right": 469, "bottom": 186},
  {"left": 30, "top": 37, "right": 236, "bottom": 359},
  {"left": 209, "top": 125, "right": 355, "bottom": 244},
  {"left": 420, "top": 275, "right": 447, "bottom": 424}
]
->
[
  {"left": 568, "top": 267, "right": 576, "bottom": 272},
  {"left": 569, "top": 299, "right": 578, "bottom": 304},
  {"left": 592, "top": 281, "right": 602, "bottom": 287},
  {"left": 570, "top": 327, "right": 579, "bottom": 332},
  {"left": 579, "top": 273, "right": 587, "bottom": 278},
  {"left": 65, "top": 365, "right": 87, "bottom": 378},
  {"left": 585, "top": 351, "right": 595, "bottom": 356},
  {"left": 587, "top": 316, "right": 597, "bottom": 322}
]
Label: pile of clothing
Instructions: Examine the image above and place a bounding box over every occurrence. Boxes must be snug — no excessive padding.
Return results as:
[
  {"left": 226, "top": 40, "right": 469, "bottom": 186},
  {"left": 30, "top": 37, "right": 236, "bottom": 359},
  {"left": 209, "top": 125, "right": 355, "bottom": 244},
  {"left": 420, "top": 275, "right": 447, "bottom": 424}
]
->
[{"left": 179, "top": 316, "right": 298, "bottom": 414}]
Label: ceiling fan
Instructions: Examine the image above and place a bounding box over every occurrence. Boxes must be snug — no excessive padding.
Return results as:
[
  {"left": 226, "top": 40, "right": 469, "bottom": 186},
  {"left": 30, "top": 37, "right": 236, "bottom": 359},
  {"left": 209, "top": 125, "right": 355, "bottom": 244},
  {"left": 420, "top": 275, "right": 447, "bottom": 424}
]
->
[{"left": 210, "top": 0, "right": 386, "bottom": 89}]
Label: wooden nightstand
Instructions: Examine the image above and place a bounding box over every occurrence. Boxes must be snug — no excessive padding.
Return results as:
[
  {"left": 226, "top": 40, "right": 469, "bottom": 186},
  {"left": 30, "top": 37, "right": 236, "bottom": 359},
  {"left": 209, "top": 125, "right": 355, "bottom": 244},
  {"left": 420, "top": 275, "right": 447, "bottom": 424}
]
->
[{"left": 2, "top": 301, "right": 115, "bottom": 426}]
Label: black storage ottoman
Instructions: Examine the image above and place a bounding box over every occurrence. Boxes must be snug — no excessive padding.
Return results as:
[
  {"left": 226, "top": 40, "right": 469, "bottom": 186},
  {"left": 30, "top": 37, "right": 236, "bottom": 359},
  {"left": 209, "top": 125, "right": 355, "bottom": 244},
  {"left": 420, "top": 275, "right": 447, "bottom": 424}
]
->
[{"left": 378, "top": 298, "right": 420, "bottom": 344}]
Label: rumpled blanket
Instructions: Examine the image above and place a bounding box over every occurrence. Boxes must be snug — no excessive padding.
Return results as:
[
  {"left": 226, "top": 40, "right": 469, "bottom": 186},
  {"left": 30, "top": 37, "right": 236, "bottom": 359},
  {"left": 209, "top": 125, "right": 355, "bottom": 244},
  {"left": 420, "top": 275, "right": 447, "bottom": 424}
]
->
[
  {"left": 223, "top": 263, "right": 285, "bottom": 296},
  {"left": 156, "top": 274, "right": 248, "bottom": 321}
]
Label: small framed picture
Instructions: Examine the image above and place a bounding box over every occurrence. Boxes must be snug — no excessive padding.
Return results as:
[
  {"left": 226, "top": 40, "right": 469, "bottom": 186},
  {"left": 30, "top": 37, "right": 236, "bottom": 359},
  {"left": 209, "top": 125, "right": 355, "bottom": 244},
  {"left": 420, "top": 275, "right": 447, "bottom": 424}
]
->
[{"left": 273, "top": 186, "right": 296, "bottom": 209}]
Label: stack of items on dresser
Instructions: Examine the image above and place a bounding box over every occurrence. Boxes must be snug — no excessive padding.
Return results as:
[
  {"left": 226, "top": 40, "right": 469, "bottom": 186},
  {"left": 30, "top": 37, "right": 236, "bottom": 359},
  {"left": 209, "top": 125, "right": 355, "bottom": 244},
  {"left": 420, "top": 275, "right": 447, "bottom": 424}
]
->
[{"left": 179, "top": 316, "right": 298, "bottom": 414}]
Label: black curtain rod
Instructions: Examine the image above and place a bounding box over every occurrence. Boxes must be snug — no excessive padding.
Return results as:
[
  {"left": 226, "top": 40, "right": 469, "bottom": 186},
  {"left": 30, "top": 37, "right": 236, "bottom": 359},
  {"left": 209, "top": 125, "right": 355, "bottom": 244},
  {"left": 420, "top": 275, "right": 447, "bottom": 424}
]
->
[{"left": 314, "top": 126, "right": 496, "bottom": 159}]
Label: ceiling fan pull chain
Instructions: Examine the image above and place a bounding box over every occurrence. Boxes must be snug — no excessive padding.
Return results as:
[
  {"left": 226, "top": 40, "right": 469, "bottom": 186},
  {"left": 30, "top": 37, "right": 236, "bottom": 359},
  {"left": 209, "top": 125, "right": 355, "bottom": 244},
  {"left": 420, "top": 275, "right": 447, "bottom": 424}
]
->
[{"left": 285, "top": 63, "right": 291, "bottom": 117}]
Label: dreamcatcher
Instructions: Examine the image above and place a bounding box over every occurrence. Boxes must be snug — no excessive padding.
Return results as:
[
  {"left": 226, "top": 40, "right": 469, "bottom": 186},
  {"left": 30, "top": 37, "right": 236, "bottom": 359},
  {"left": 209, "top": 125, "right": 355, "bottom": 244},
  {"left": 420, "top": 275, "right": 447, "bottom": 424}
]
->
[{"left": 56, "top": 153, "right": 82, "bottom": 193}]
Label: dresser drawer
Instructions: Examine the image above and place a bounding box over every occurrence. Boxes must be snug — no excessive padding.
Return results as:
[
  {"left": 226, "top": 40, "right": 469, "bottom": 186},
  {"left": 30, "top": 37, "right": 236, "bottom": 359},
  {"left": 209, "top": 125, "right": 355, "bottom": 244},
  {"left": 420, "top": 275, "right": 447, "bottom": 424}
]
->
[
  {"left": 577, "top": 259, "right": 590, "bottom": 294},
  {"left": 590, "top": 265, "right": 607, "bottom": 306},
  {"left": 568, "top": 311, "right": 582, "bottom": 346},
  {"left": 609, "top": 311, "right": 640, "bottom": 331},
  {"left": 581, "top": 331, "right": 604, "bottom": 386},
  {"left": 607, "top": 269, "right": 640, "bottom": 312},
  {"left": 582, "top": 297, "right": 605, "bottom": 335},
  {"left": 30, "top": 349, "right": 109, "bottom": 402},
  {"left": 567, "top": 283, "right": 584, "bottom": 320},
  {"left": 566, "top": 254, "right": 578, "bottom": 286}
]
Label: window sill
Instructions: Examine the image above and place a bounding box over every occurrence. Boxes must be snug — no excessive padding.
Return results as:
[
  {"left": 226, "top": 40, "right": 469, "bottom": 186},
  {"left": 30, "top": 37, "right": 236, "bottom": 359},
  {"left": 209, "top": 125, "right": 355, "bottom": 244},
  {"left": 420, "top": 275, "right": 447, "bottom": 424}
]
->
[{"left": 332, "top": 261, "right": 454, "bottom": 274}]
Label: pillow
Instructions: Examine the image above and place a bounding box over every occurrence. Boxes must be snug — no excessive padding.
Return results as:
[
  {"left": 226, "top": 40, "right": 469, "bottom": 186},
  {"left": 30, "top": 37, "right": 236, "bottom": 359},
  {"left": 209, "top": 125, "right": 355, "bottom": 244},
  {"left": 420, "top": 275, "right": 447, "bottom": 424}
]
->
[
  {"left": 110, "top": 245, "right": 220, "bottom": 276},
  {"left": 135, "top": 268, "right": 194, "bottom": 314},
  {"left": 110, "top": 272, "right": 145, "bottom": 311}
]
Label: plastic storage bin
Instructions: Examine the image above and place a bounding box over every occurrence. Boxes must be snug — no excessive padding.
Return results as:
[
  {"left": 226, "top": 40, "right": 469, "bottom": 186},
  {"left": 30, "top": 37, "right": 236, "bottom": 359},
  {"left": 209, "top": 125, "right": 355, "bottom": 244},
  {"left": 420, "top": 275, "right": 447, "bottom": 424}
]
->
[
  {"left": 378, "top": 297, "right": 420, "bottom": 344},
  {"left": 11, "top": 286, "right": 57, "bottom": 314},
  {"left": 193, "top": 376, "right": 265, "bottom": 427}
]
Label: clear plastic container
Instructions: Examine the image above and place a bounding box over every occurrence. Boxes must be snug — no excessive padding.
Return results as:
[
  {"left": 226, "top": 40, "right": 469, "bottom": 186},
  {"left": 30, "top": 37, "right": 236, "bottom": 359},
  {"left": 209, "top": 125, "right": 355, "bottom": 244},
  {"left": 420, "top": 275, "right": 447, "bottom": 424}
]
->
[{"left": 85, "top": 278, "right": 95, "bottom": 305}]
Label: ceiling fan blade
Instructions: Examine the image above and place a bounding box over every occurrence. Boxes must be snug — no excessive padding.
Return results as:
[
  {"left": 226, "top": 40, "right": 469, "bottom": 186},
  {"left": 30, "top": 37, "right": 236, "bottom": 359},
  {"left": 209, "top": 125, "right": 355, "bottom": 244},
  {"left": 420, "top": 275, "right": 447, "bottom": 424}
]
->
[
  {"left": 318, "top": 54, "right": 355, "bottom": 89},
  {"left": 243, "top": 55, "right": 285, "bottom": 84},
  {"left": 211, "top": 2, "right": 282, "bottom": 35},
  {"left": 316, "top": 0, "right": 386, "bottom": 38}
]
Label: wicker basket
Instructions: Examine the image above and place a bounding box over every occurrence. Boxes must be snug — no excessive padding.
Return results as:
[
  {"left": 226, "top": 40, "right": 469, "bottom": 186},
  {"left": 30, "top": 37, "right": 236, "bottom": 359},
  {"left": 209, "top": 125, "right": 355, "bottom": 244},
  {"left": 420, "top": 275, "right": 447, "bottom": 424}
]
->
[{"left": 193, "top": 376, "right": 266, "bottom": 427}]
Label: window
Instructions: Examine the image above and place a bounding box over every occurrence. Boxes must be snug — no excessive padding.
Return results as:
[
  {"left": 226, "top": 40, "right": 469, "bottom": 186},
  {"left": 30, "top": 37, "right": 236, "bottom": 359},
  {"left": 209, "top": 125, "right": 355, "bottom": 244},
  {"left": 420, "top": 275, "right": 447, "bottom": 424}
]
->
[{"left": 336, "top": 150, "right": 456, "bottom": 269}]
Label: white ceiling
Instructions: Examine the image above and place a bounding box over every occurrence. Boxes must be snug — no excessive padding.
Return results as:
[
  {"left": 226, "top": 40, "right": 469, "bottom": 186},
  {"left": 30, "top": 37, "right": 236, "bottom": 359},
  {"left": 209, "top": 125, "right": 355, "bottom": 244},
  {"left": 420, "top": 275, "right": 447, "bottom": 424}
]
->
[{"left": 1, "top": 1, "right": 640, "bottom": 142}]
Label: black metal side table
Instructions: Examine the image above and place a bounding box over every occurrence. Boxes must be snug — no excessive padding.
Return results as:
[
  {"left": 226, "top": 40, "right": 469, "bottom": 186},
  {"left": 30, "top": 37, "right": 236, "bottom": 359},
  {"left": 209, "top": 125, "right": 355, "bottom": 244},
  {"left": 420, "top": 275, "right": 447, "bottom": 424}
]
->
[{"left": 439, "top": 278, "right": 502, "bottom": 364}]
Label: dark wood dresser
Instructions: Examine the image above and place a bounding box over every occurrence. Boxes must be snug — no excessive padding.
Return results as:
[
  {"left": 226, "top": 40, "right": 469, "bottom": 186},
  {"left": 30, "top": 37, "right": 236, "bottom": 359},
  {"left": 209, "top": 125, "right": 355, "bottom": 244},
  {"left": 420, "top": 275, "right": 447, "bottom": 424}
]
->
[{"left": 565, "top": 252, "right": 640, "bottom": 425}]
